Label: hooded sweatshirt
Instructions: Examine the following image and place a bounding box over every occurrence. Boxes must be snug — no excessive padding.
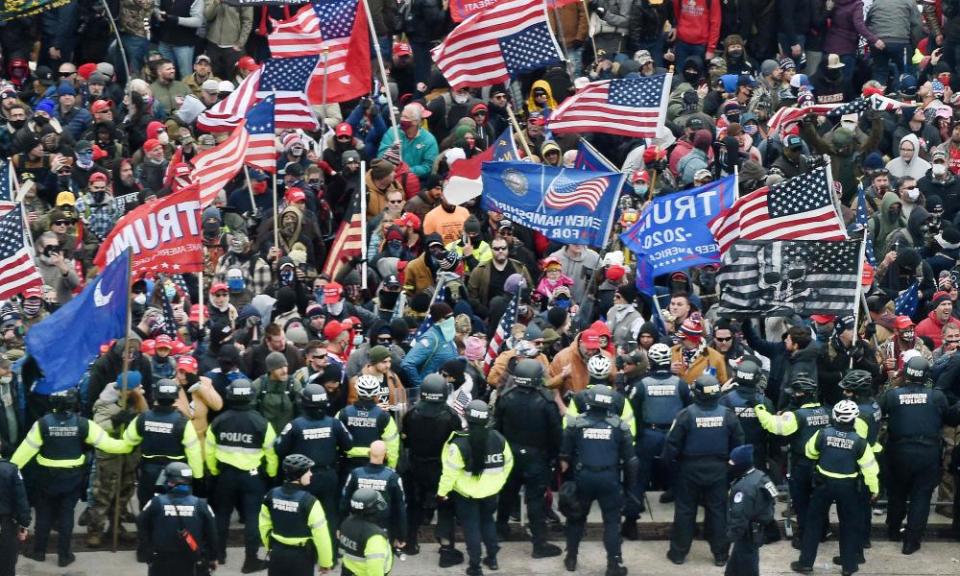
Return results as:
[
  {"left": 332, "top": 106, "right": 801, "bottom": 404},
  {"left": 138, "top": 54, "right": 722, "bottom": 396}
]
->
[
  {"left": 672, "top": 0, "right": 721, "bottom": 48},
  {"left": 886, "top": 134, "right": 932, "bottom": 181},
  {"left": 870, "top": 191, "right": 907, "bottom": 255}
]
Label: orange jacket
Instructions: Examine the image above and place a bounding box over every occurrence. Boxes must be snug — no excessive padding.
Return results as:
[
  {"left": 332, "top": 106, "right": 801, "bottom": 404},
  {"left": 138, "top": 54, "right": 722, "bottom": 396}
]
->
[{"left": 548, "top": 332, "right": 617, "bottom": 396}]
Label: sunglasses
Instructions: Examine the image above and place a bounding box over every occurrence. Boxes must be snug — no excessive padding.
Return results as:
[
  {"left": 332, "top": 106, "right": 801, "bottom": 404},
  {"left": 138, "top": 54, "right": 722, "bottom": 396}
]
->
[
  {"left": 388, "top": 199, "right": 404, "bottom": 204},
  {"left": 474, "top": 111, "right": 487, "bottom": 117},
  {"left": 59, "top": 71, "right": 76, "bottom": 77},
  {"left": 53, "top": 219, "right": 73, "bottom": 226},
  {"left": 714, "top": 336, "right": 733, "bottom": 342},
  {"left": 492, "top": 246, "right": 508, "bottom": 251}
]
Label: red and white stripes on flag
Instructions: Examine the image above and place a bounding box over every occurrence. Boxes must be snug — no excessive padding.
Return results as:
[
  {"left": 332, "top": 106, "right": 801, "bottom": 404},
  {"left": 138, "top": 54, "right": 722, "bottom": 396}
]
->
[
  {"left": 547, "top": 76, "right": 671, "bottom": 139},
  {"left": 191, "top": 121, "right": 250, "bottom": 206},
  {"left": 269, "top": 4, "right": 324, "bottom": 57},
  {"left": 0, "top": 208, "right": 42, "bottom": 300},
  {"left": 483, "top": 290, "right": 519, "bottom": 375},
  {"left": 322, "top": 194, "right": 363, "bottom": 278},
  {"left": 196, "top": 68, "right": 262, "bottom": 133}
]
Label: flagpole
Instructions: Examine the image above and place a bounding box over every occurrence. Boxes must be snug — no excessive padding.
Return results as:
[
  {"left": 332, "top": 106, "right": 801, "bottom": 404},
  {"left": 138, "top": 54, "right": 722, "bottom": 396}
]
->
[
  {"left": 100, "top": 0, "right": 131, "bottom": 84},
  {"left": 360, "top": 160, "right": 367, "bottom": 290},
  {"left": 111, "top": 248, "right": 134, "bottom": 553},
  {"left": 580, "top": 0, "right": 598, "bottom": 59},
  {"left": 506, "top": 105, "right": 533, "bottom": 158},
  {"left": 198, "top": 271, "right": 205, "bottom": 329},
  {"left": 321, "top": 47, "right": 330, "bottom": 124},
  {"left": 850, "top": 230, "right": 868, "bottom": 369},
  {"left": 272, "top": 172, "right": 280, "bottom": 251},
  {"left": 242, "top": 165, "right": 257, "bottom": 215},
  {"left": 359, "top": 0, "right": 400, "bottom": 146}
]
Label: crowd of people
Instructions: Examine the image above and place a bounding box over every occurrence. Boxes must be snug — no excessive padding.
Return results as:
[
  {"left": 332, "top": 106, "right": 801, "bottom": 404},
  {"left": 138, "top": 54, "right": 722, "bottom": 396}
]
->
[{"left": 3, "top": 0, "right": 960, "bottom": 575}]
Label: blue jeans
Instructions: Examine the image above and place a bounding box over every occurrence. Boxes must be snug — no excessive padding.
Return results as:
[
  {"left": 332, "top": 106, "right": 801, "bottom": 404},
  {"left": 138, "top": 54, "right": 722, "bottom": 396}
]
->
[
  {"left": 871, "top": 42, "right": 910, "bottom": 90},
  {"left": 112, "top": 34, "right": 150, "bottom": 85},
  {"left": 674, "top": 41, "right": 705, "bottom": 70},
  {"left": 567, "top": 46, "right": 584, "bottom": 78},
  {"left": 158, "top": 42, "right": 195, "bottom": 80}
]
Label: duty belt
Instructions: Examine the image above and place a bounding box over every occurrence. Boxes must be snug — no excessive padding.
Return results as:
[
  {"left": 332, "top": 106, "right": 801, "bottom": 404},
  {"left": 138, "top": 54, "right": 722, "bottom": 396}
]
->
[{"left": 577, "top": 463, "right": 616, "bottom": 472}]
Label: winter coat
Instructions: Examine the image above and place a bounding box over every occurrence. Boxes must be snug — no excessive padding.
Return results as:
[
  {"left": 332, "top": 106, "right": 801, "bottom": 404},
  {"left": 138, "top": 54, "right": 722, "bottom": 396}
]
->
[
  {"left": 203, "top": 0, "right": 252, "bottom": 48},
  {"left": 824, "top": 0, "right": 879, "bottom": 54},
  {"left": 866, "top": 0, "right": 922, "bottom": 44},
  {"left": 886, "top": 134, "right": 932, "bottom": 181},
  {"left": 672, "top": 0, "right": 721, "bottom": 48},
  {"left": 548, "top": 332, "right": 617, "bottom": 396},
  {"left": 549, "top": 2, "right": 589, "bottom": 48}
]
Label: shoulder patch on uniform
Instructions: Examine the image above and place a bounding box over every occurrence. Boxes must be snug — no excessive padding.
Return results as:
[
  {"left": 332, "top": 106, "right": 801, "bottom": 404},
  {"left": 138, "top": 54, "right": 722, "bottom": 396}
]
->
[
  {"left": 280, "top": 422, "right": 293, "bottom": 435},
  {"left": 764, "top": 481, "right": 778, "bottom": 498},
  {"left": 733, "top": 491, "right": 743, "bottom": 503},
  {"left": 420, "top": 338, "right": 431, "bottom": 347}
]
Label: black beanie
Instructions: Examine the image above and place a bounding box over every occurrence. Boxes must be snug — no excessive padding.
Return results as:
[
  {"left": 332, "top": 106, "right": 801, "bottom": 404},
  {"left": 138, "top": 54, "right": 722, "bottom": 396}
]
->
[
  {"left": 440, "top": 358, "right": 466, "bottom": 384},
  {"left": 547, "top": 307, "right": 568, "bottom": 329}
]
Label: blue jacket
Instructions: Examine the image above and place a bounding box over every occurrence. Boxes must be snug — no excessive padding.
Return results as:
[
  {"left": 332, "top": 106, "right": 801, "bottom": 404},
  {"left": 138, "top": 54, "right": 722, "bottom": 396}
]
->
[
  {"left": 400, "top": 326, "right": 457, "bottom": 387},
  {"left": 346, "top": 104, "right": 389, "bottom": 160},
  {"left": 55, "top": 105, "right": 93, "bottom": 141}
]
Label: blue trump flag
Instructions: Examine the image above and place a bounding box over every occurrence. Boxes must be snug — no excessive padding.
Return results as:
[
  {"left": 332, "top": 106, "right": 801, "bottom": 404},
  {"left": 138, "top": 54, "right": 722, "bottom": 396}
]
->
[
  {"left": 621, "top": 175, "right": 737, "bottom": 288},
  {"left": 895, "top": 281, "right": 920, "bottom": 317},
  {"left": 481, "top": 162, "right": 621, "bottom": 248},
  {"left": 27, "top": 250, "right": 130, "bottom": 394}
]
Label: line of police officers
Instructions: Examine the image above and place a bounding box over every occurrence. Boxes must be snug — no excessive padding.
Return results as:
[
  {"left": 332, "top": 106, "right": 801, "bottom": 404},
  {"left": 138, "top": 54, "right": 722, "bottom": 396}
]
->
[{"left": 1, "top": 350, "right": 958, "bottom": 576}]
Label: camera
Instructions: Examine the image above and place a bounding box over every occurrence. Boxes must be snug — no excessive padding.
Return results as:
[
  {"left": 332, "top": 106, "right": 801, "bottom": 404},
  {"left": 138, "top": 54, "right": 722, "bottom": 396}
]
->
[{"left": 43, "top": 245, "right": 61, "bottom": 257}]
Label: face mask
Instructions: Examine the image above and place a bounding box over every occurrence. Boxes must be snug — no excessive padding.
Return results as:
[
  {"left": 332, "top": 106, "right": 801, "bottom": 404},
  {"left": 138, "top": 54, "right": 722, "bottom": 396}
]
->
[
  {"left": 157, "top": 132, "right": 169, "bottom": 145},
  {"left": 439, "top": 317, "right": 456, "bottom": 341},
  {"left": 728, "top": 49, "right": 743, "bottom": 59},
  {"left": 683, "top": 70, "right": 699, "bottom": 84},
  {"left": 633, "top": 184, "right": 648, "bottom": 196},
  {"left": 901, "top": 329, "right": 915, "bottom": 342},
  {"left": 328, "top": 300, "right": 344, "bottom": 316},
  {"left": 554, "top": 297, "right": 571, "bottom": 310},
  {"left": 76, "top": 151, "right": 93, "bottom": 168},
  {"left": 815, "top": 324, "right": 832, "bottom": 339},
  {"left": 280, "top": 268, "right": 294, "bottom": 286},
  {"left": 933, "top": 163, "right": 947, "bottom": 176},
  {"left": 379, "top": 290, "right": 399, "bottom": 309},
  {"left": 164, "top": 284, "right": 176, "bottom": 300},
  {"left": 906, "top": 188, "right": 920, "bottom": 201},
  {"left": 352, "top": 333, "right": 364, "bottom": 346},
  {"left": 22, "top": 299, "right": 41, "bottom": 317},
  {"left": 289, "top": 147, "right": 303, "bottom": 157},
  {"left": 228, "top": 236, "right": 247, "bottom": 253},
  {"left": 399, "top": 119, "right": 414, "bottom": 130},
  {"left": 252, "top": 180, "right": 268, "bottom": 194},
  {"left": 726, "top": 114, "right": 740, "bottom": 125},
  {"left": 133, "top": 293, "right": 147, "bottom": 306},
  {"left": 452, "top": 92, "right": 469, "bottom": 104},
  {"left": 744, "top": 124, "right": 758, "bottom": 135},
  {"left": 228, "top": 277, "right": 245, "bottom": 291},
  {"left": 34, "top": 115, "right": 48, "bottom": 127},
  {"left": 9, "top": 119, "right": 24, "bottom": 130}
]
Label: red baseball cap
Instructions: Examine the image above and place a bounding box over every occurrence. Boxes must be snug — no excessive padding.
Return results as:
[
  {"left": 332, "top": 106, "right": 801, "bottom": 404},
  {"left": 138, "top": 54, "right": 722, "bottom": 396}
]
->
[
  {"left": 810, "top": 314, "right": 836, "bottom": 324},
  {"left": 88, "top": 172, "right": 108, "bottom": 184},
  {"left": 285, "top": 187, "right": 306, "bottom": 204},
  {"left": 155, "top": 334, "right": 174, "bottom": 349},
  {"left": 23, "top": 286, "right": 43, "bottom": 299},
  {"left": 188, "top": 305, "right": 208, "bottom": 323},
  {"left": 580, "top": 329, "right": 600, "bottom": 349},
  {"left": 141, "top": 339, "right": 156, "bottom": 355},
  {"left": 335, "top": 122, "right": 353, "bottom": 138},
  {"left": 177, "top": 355, "right": 198, "bottom": 374},
  {"left": 894, "top": 315, "right": 915, "bottom": 330},
  {"left": 323, "top": 282, "right": 343, "bottom": 304},
  {"left": 90, "top": 99, "right": 113, "bottom": 114},
  {"left": 323, "top": 320, "right": 346, "bottom": 341},
  {"left": 210, "top": 282, "right": 229, "bottom": 295},
  {"left": 142, "top": 138, "right": 162, "bottom": 153},
  {"left": 393, "top": 42, "right": 412, "bottom": 57},
  {"left": 395, "top": 212, "right": 421, "bottom": 230}
]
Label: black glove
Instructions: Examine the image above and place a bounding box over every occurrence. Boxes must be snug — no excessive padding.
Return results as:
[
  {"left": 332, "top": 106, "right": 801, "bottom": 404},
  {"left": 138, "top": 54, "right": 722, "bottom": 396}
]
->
[
  {"left": 168, "top": 14, "right": 179, "bottom": 24},
  {"left": 849, "top": 341, "right": 865, "bottom": 362},
  {"left": 111, "top": 411, "right": 135, "bottom": 429}
]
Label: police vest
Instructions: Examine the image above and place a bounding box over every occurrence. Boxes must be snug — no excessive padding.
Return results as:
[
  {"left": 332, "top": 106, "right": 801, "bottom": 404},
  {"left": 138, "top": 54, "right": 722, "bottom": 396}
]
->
[
  {"left": 720, "top": 388, "right": 765, "bottom": 443},
  {"left": 791, "top": 405, "right": 830, "bottom": 460},
  {"left": 338, "top": 516, "right": 387, "bottom": 563},
  {"left": 212, "top": 410, "right": 268, "bottom": 453},
  {"left": 149, "top": 492, "right": 209, "bottom": 553},
  {"left": 403, "top": 405, "right": 460, "bottom": 460},
  {"left": 451, "top": 431, "right": 509, "bottom": 474},
  {"left": 139, "top": 409, "right": 189, "bottom": 460},
  {"left": 682, "top": 403, "right": 731, "bottom": 458},
  {"left": 285, "top": 415, "right": 341, "bottom": 467},
  {"left": 339, "top": 405, "right": 391, "bottom": 453},
  {"left": 574, "top": 386, "right": 626, "bottom": 418},
  {"left": 887, "top": 387, "right": 942, "bottom": 441},
  {"left": 856, "top": 401, "right": 881, "bottom": 445},
  {"left": 571, "top": 414, "right": 624, "bottom": 471},
  {"left": 639, "top": 375, "right": 684, "bottom": 427},
  {"left": 264, "top": 485, "right": 316, "bottom": 540},
  {"left": 816, "top": 427, "right": 866, "bottom": 477},
  {"left": 497, "top": 386, "right": 556, "bottom": 449},
  {"left": 38, "top": 413, "right": 88, "bottom": 466}
]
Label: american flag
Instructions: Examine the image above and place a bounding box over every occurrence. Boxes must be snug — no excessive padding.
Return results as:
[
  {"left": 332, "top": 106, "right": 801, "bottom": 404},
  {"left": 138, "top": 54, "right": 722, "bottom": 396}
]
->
[
  {"left": 854, "top": 182, "right": 876, "bottom": 266},
  {"left": 715, "top": 238, "right": 860, "bottom": 317},
  {"left": 257, "top": 56, "right": 320, "bottom": 130},
  {"left": 0, "top": 159, "right": 17, "bottom": 216},
  {"left": 196, "top": 67, "right": 262, "bottom": 133},
  {"left": 244, "top": 95, "right": 277, "bottom": 173},
  {"left": 431, "top": 0, "right": 564, "bottom": 90},
  {"left": 159, "top": 285, "right": 180, "bottom": 338},
  {"left": 412, "top": 273, "right": 456, "bottom": 339},
  {"left": 709, "top": 166, "right": 846, "bottom": 254},
  {"left": 544, "top": 169, "right": 610, "bottom": 211},
  {"left": 321, "top": 190, "right": 363, "bottom": 278},
  {"left": 483, "top": 289, "right": 519, "bottom": 375},
  {"left": 269, "top": 4, "right": 324, "bottom": 57},
  {"left": 895, "top": 281, "right": 920, "bottom": 317},
  {"left": 305, "top": 0, "right": 371, "bottom": 104},
  {"left": 0, "top": 208, "right": 42, "bottom": 300},
  {"left": 548, "top": 76, "right": 671, "bottom": 138},
  {"left": 192, "top": 121, "right": 250, "bottom": 206}
]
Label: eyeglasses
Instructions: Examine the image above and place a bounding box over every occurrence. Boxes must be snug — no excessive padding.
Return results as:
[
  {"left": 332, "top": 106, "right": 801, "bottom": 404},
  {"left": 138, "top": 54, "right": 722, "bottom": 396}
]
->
[
  {"left": 388, "top": 199, "right": 404, "bottom": 204},
  {"left": 53, "top": 219, "right": 73, "bottom": 226},
  {"left": 59, "top": 71, "right": 76, "bottom": 77},
  {"left": 714, "top": 336, "right": 733, "bottom": 342},
  {"left": 309, "top": 354, "right": 325, "bottom": 360},
  {"left": 337, "top": 135, "right": 351, "bottom": 141},
  {"left": 499, "top": 229, "right": 513, "bottom": 236},
  {"left": 492, "top": 246, "right": 508, "bottom": 251}
]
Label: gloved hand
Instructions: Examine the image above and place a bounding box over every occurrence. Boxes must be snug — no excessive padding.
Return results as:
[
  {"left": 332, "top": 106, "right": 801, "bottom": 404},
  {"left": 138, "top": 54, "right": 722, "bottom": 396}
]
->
[
  {"left": 849, "top": 341, "right": 865, "bottom": 362},
  {"left": 111, "top": 411, "right": 136, "bottom": 429}
]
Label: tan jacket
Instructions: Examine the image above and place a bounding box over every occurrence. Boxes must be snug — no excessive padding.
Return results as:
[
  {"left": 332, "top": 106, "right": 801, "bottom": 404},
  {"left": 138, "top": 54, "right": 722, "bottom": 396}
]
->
[
  {"left": 174, "top": 376, "right": 223, "bottom": 444},
  {"left": 347, "top": 368, "right": 406, "bottom": 405},
  {"left": 487, "top": 350, "right": 551, "bottom": 389},
  {"left": 403, "top": 252, "right": 436, "bottom": 296},
  {"left": 670, "top": 344, "right": 729, "bottom": 385},
  {"left": 548, "top": 333, "right": 617, "bottom": 396}
]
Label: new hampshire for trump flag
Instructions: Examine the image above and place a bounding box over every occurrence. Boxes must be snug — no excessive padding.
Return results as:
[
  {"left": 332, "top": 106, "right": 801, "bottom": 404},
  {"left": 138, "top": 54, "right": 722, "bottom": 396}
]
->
[
  {"left": 481, "top": 162, "right": 620, "bottom": 247},
  {"left": 26, "top": 250, "right": 130, "bottom": 394}
]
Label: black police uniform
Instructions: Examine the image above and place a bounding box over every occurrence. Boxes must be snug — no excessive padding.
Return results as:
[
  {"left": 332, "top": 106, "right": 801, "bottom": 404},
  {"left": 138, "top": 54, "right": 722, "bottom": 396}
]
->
[
  {"left": 627, "top": 370, "right": 690, "bottom": 519},
  {"left": 130, "top": 406, "right": 196, "bottom": 507},
  {"left": 400, "top": 397, "right": 461, "bottom": 551},
  {"left": 137, "top": 489, "right": 218, "bottom": 576},
  {"left": 720, "top": 386, "right": 773, "bottom": 471},
  {"left": 261, "top": 483, "right": 331, "bottom": 576},
  {"left": 341, "top": 463, "right": 407, "bottom": 543},
  {"left": 561, "top": 408, "right": 637, "bottom": 568},
  {"left": 275, "top": 410, "right": 353, "bottom": 545},
  {"left": 880, "top": 381, "right": 960, "bottom": 549},
  {"left": 725, "top": 468, "right": 777, "bottom": 576},
  {"left": 0, "top": 457, "right": 30, "bottom": 576},
  {"left": 663, "top": 398, "right": 744, "bottom": 563},
  {"left": 338, "top": 401, "right": 394, "bottom": 471},
  {"left": 493, "top": 380, "right": 562, "bottom": 550}
]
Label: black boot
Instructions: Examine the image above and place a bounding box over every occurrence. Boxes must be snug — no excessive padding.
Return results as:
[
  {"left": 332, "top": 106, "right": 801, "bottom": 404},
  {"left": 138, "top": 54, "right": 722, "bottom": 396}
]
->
[
  {"left": 621, "top": 519, "right": 639, "bottom": 541},
  {"left": 564, "top": 553, "right": 577, "bottom": 572},
  {"left": 790, "top": 561, "right": 813, "bottom": 573},
  {"left": 439, "top": 545, "right": 465, "bottom": 567},
  {"left": 466, "top": 563, "right": 483, "bottom": 576},
  {"left": 833, "top": 554, "right": 865, "bottom": 565},
  {"left": 482, "top": 556, "right": 499, "bottom": 570},
  {"left": 902, "top": 540, "right": 921, "bottom": 555},
  {"left": 606, "top": 558, "right": 628, "bottom": 576},
  {"left": 532, "top": 542, "right": 562, "bottom": 558},
  {"left": 241, "top": 556, "right": 268, "bottom": 573},
  {"left": 58, "top": 553, "right": 76, "bottom": 567},
  {"left": 402, "top": 541, "right": 420, "bottom": 555}
]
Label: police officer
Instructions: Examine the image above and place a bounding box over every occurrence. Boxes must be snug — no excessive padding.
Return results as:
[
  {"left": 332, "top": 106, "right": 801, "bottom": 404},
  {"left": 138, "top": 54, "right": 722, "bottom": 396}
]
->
[
  {"left": 623, "top": 343, "right": 690, "bottom": 539},
  {"left": 124, "top": 379, "right": 204, "bottom": 508},
  {"left": 341, "top": 440, "right": 407, "bottom": 547},
  {"left": 720, "top": 360, "right": 773, "bottom": 471},
  {"left": 12, "top": 388, "right": 129, "bottom": 567},
  {"left": 566, "top": 355, "right": 636, "bottom": 436},
  {"left": 338, "top": 375, "right": 399, "bottom": 471},
  {"left": 275, "top": 384, "right": 353, "bottom": 548},
  {"left": 663, "top": 374, "right": 744, "bottom": 566},
  {"left": 0, "top": 439, "right": 30, "bottom": 576},
  {"left": 560, "top": 385, "right": 637, "bottom": 576},
  {"left": 400, "top": 373, "right": 461, "bottom": 558},
  {"left": 754, "top": 373, "right": 829, "bottom": 547},
  {"left": 880, "top": 357, "right": 960, "bottom": 554},
  {"left": 338, "top": 488, "right": 394, "bottom": 576},
  {"left": 493, "top": 358, "right": 563, "bottom": 558},
  {"left": 258, "top": 454, "right": 334, "bottom": 576},
  {"left": 137, "top": 462, "right": 218, "bottom": 576},
  {"left": 725, "top": 444, "right": 777, "bottom": 576},
  {"left": 205, "top": 379, "right": 279, "bottom": 573},
  {"left": 839, "top": 369, "right": 882, "bottom": 552},
  {"left": 791, "top": 400, "right": 879, "bottom": 576},
  {"left": 437, "top": 400, "right": 513, "bottom": 576}
]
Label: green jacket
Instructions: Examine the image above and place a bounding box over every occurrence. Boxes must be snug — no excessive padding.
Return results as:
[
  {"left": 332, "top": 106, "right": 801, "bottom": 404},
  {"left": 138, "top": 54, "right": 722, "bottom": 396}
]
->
[{"left": 203, "top": 0, "right": 253, "bottom": 48}]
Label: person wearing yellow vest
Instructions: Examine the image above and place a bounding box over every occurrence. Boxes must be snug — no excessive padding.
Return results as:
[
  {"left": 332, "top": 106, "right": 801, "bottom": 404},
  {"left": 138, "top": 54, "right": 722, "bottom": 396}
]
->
[
  {"left": 205, "top": 378, "right": 279, "bottom": 573},
  {"left": 338, "top": 488, "right": 394, "bottom": 576},
  {"left": 12, "top": 388, "right": 129, "bottom": 567},
  {"left": 437, "top": 400, "right": 513, "bottom": 576},
  {"left": 258, "top": 454, "right": 333, "bottom": 576},
  {"left": 445, "top": 216, "right": 491, "bottom": 276}
]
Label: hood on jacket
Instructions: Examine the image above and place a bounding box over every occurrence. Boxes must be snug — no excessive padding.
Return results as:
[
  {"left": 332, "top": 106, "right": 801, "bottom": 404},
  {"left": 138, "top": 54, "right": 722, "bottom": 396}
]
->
[
  {"left": 898, "top": 133, "right": 921, "bottom": 165},
  {"left": 526, "top": 79, "right": 559, "bottom": 111}
]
